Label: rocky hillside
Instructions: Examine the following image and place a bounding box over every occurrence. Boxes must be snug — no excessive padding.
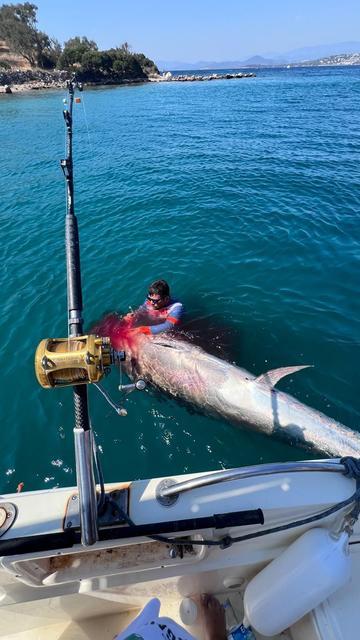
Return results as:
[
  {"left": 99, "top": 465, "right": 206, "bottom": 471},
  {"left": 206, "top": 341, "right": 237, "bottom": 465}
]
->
[{"left": 0, "top": 39, "right": 30, "bottom": 69}]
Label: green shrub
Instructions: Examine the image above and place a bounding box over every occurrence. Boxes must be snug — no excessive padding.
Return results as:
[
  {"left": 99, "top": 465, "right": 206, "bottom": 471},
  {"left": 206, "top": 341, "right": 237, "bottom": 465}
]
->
[
  {"left": 57, "top": 36, "right": 98, "bottom": 70},
  {"left": 0, "top": 59, "right": 12, "bottom": 69}
]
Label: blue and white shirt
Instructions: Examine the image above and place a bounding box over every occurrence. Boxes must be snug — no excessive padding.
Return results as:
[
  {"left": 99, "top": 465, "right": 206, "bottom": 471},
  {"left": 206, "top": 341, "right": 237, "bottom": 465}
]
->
[{"left": 139, "top": 298, "right": 183, "bottom": 335}]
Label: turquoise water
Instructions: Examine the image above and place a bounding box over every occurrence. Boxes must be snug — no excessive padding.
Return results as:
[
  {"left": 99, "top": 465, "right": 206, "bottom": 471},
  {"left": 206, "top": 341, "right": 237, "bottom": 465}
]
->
[{"left": 1, "top": 67, "right": 359, "bottom": 493}]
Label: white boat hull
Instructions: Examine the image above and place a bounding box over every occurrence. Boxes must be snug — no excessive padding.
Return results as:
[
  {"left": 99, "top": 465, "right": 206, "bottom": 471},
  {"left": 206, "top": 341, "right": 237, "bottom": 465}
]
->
[{"left": 0, "top": 462, "right": 359, "bottom": 639}]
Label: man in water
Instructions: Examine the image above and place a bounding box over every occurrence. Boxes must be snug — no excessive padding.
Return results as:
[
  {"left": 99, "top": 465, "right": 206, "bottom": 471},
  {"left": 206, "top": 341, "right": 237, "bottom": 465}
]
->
[{"left": 127, "top": 279, "right": 183, "bottom": 336}]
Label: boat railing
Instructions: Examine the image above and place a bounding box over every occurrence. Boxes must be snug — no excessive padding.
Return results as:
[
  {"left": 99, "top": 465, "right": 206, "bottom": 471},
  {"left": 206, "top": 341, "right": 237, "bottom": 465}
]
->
[{"left": 156, "top": 460, "right": 345, "bottom": 505}]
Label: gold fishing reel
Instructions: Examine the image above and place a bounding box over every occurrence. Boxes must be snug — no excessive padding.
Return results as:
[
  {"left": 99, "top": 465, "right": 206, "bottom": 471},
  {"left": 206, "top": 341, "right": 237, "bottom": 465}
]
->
[{"left": 35, "top": 335, "right": 124, "bottom": 389}]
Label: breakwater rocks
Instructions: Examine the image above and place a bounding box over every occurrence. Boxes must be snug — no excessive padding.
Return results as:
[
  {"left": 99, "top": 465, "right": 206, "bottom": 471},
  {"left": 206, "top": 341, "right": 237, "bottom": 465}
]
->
[
  {"left": 152, "top": 71, "right": 256, "bottom": 82},
  {"left": 0, "top": 69, "right": 256, "bottom": 93},
  {"left": 0, "top": 69, "right": 69, "bottom": 92}
]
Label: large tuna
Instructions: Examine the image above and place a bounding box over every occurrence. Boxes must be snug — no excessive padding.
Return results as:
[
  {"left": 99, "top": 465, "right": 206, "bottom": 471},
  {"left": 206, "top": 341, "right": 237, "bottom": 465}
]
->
[{"left": 97, "top": 315, "right": 360, "bottom": 457}]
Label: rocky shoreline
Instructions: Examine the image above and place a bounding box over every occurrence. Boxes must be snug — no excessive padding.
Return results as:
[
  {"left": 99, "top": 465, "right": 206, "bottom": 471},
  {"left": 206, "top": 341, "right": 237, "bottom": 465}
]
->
[
  {"left": 0, "top": 69, "right": 154, "bottom": 93},
  {"left": 0, "top": 69, "right": 256, "bottom": 93},
  {"left": 0, "top": 69, "right": 69, "bottom": 92}
]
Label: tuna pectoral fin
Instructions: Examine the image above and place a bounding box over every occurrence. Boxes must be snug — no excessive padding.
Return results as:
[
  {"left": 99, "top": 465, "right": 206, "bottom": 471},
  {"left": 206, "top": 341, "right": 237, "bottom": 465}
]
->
[{"left": 255, "top": 365, "right": 312, "bottom": 388}]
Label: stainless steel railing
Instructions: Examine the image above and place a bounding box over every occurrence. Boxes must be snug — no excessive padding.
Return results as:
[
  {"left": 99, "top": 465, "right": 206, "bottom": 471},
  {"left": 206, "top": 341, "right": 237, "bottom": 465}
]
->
[{"left": 157, "top": 460, "right": 345, "bottom": 504}]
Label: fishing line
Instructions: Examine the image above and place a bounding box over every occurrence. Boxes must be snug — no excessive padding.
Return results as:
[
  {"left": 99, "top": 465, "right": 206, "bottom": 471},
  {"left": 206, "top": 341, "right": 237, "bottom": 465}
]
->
[
  {"left": 63, "top": 100, "right": 68, "bottom": 218},
  {"left": 80, "top": 93, "right": 94, "bottom": 155}
]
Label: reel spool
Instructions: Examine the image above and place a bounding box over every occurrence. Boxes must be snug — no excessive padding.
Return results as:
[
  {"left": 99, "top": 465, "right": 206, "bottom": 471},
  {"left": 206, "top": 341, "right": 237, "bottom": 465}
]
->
[{"left": 35, "top": 335, "right": 125, "bottom": 388}]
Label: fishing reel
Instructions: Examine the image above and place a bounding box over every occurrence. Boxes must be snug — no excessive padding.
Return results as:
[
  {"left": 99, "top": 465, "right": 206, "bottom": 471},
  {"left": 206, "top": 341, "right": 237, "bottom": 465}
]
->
[{"left": 35, "top": 335, "right": 125, "bottom": 389}]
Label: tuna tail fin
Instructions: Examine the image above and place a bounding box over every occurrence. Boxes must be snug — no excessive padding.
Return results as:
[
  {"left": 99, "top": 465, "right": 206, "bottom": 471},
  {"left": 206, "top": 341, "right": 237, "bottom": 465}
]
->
[{"left": 255, "top": 365, "right": 312, "bottom": 388}]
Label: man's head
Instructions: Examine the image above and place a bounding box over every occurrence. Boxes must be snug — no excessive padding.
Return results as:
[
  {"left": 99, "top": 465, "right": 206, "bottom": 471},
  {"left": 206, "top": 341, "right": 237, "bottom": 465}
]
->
[{"left": 147, "top": 279, "right": 170, "bottom": 309}]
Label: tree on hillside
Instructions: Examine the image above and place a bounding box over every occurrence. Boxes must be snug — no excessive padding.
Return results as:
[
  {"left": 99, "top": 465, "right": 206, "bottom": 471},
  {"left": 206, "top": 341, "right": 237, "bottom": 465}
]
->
[
  {"left": 37, "top": 34, "right": 61, "bottom": 69},
  {"left": 75, "top": 44, "right": 159, "bottom": 82},
  {"left": 57, "top": 36, "right": 98, "bottom": 69},
  {"left": 120, "top": 41, "right": 131, "bottom": 54},
  {"left": 112, "top": 51, "right": 144, "bottom": 79},
  {"left": 0, "top": 2, "right": 60, "bottom": 68},
  {"left": 133, "top": 52, "right": 159, "bottom": 75},
  {"left": 80, "top": 50, "right": 112, "bottom": 75}
]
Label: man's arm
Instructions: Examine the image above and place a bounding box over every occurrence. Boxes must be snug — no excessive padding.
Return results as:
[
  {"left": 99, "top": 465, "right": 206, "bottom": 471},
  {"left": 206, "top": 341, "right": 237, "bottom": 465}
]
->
[
  {"left": 135, "top": 302, "right": 183, "bottom": 335},
  {"left": 123, "top": 300, "right": 148, "bottom": 322},
  {"left": 148, "top": 302, "right": 183, "bottom": 335}
]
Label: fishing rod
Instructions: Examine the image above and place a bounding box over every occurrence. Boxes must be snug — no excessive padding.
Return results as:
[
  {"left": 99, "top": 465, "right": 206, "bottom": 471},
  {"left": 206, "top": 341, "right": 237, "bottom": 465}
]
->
[
  {"left": 34, "top": 76, "right": 140, "bottom": 547},
  {"left": 61, "top": 76, "right": 98, "bottom": 547},
  {"left": 61, "top": 76, "right": 83, "bottom": 337}
]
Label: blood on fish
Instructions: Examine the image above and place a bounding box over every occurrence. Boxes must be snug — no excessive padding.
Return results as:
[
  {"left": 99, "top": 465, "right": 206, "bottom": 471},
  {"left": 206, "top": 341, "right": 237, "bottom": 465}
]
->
[
  {"left": 90, "top": 314, "right": 360, "bottom": 458},
  {"left": 91, "top": 313, "right": 147, "bottom": 353}
]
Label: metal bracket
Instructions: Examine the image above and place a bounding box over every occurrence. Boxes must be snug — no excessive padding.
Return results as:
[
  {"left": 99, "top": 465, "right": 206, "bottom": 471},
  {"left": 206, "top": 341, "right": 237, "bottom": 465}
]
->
[
  {"left": 0, "top": 503, "right": 17, "bottom": 538},
  {"left": 64, "top": 488, "right": 129, "bottom": 530},
  {"left": 156, "top": 479, "right": 179, "bottom": 507},
  {"left": 118, "top": 379, "right": 146, "bottom": 394}
]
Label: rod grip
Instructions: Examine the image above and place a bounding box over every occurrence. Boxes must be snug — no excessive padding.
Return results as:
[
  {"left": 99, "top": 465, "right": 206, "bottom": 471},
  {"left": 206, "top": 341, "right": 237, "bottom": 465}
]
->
[{"left": 65, "top": 214, "right": 83, "bottom": 328}]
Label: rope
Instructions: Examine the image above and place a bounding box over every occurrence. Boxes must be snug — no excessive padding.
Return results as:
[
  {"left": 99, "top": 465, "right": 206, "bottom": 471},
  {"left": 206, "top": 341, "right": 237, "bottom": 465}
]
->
[
  {"left": 340, "top": 456, "right": 360, "bottom": 479},
  {"left": 340, "top": 457, "right": 360, "bottom": 530}
]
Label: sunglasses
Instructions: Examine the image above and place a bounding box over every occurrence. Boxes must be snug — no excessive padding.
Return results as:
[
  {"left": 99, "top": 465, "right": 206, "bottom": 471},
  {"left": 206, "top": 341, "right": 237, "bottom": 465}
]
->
[{"left": 147, "top": 295, "right": 162, "bottom": 304}]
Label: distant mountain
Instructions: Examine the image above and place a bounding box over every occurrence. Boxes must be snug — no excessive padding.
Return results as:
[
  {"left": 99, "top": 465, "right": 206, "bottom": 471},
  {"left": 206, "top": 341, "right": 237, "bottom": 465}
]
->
[
  {"left": 156, "top": 58, "right": 269, "bottom": 71},
  {"left": 279, "top": 41, "right": 360, "bottom": 63},
  {"left": 240, "top": 55, "right": 276, "bottom": 66},
  {"left": 156, "top": 59, "right": 251, "bottom": 70},
  {"left": 156, "top": 41, "right": 360, "bottom": 71},
  {"left": 156, "top": 60, "right": 202, "bottom": 71}
]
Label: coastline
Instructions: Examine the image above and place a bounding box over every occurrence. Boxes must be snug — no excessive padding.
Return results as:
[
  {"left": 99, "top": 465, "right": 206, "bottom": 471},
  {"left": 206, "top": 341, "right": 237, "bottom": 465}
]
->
[
  {"left": 2, "top": 64, "right": 357, "bottom": 94},
  {"left": 0, "top": 69, "right": 155, "bottom": 93},
  {"left": 1, "top": 68, "right": 257, "bottom": 94},
  {"left": 0, "top": 69, "right": 69, "bottom": 93},
  {"left": 1, "top": 78, "right": 152, "bottom": 93}
]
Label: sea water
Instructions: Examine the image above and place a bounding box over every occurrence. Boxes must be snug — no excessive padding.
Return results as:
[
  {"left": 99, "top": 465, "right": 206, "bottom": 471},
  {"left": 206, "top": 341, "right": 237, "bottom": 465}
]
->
[{"left": 0, "top": 67, "right": 359, "bottom": 492}]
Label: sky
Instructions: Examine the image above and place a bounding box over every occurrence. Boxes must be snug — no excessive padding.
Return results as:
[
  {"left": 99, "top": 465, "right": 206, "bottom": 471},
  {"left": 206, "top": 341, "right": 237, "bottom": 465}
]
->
[{"left": 7, "top": 0, "right": 360, "bottom": 62}]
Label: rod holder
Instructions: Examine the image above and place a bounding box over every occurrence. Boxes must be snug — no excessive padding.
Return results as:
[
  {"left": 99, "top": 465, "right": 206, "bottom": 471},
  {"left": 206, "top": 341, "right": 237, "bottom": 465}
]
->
[{"left": 74, "top": 427, "right": 98, "bottom": 546}]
